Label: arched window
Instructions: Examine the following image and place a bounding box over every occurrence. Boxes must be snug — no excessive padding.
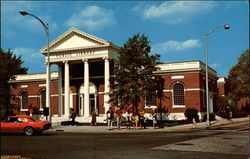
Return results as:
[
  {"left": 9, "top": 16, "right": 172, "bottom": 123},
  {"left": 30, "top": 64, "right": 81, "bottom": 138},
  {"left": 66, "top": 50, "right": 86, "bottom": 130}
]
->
[
  {"left": 173, "top": 83, "right": 185, "bottom": 106},
  {"left": 20, "top": 91, "right": 28, "bottom": 110},
  {"left": 40, "top": 90, "right": 46, "bottom": 110}
]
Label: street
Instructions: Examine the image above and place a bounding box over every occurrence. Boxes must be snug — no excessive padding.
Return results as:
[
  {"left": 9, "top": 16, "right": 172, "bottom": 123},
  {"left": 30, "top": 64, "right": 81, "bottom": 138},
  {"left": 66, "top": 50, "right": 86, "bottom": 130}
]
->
[{"left": 1, "top": 121, "right": 249, "bottom": 159}]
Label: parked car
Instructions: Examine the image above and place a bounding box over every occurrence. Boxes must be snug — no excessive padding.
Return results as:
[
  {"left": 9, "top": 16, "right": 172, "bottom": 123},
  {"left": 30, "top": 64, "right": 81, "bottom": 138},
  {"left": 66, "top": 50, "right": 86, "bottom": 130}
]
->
[{"left": 0, "top": 116, "right": 51, "bottom": 136}]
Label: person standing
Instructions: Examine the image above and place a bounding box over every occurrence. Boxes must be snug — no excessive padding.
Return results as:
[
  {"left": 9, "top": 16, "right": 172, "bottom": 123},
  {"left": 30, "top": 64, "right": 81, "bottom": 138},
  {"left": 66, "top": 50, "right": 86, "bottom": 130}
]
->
[
  {"left": 125, "top": 110, "right": 131, "bottom": 130},
  {"left": 106, "top": 107, "right": 114, "bottom": 130},
  {"left": 226, "top": 105, "right": 232, "bottom": 122},
  {"left": 70, "top": 108, "right": 76, "bottom": 125},
  {"left": 139, "top": 111, "right": 145, "bottom": 129},
  {"left": 91, "top": 109, "right": 97, "bottom": 126},
  {"left": 115, "top": 107, "right": 123, "bottom": 130},
  {"left": 132, "top": 112, "right": 139, "bottom": 130},
  {"left": 152, "top": 110, "right": 157, "bottom": 129}
]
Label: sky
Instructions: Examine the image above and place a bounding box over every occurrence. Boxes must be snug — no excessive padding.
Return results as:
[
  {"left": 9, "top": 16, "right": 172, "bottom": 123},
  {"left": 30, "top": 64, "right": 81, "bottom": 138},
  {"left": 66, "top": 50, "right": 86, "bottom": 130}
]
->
[{"left": 1, "top": 1, "right": 249, "bottom": 77}]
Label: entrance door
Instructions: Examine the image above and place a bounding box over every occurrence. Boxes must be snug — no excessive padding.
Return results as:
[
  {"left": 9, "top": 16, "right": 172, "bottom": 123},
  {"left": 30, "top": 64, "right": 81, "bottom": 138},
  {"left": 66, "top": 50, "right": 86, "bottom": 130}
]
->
[
  {"left": 90, "top": 94, "right": 95, "bottom": 115},
  {"left": 78, "top": 82, "right": 98, "bottom": 116}
]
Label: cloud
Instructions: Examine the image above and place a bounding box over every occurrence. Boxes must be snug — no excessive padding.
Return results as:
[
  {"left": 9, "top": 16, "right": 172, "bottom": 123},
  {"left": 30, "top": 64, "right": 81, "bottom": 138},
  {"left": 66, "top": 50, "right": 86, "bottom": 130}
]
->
[
  {"left": 12, "top": 48, "right": 46, "bottom": 73},
  {"left": 152, "top": 39, "right": 200, "bottom": 53},
  {"left": 2, "top": 1, "right": 58, "bottom": 35},
  {"left": 210, "top": 63, "right": 221, "bottom": 69},
  {"left": 133, "top": 1, "right": 216, "bottom": 24},
  {"left": 13, "top": 47, "right": 43, "bottom": 59},
  {"left": 65, "top": 5, "right": 116, "bottom": 31}
]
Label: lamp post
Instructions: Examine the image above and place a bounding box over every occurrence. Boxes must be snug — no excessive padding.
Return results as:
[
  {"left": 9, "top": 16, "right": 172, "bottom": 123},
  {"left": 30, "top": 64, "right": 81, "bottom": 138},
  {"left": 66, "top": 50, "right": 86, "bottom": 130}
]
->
[
  {"left": 204, "top": 24, "right": 230, "bottom": 128},
  {"left": 19, "top": 11, "right": 51, "bottom": 122}
]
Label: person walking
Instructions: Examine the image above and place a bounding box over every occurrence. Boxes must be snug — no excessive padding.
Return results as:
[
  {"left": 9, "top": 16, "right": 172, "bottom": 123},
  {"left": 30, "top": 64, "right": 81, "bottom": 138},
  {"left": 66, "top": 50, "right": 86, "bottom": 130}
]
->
[
  {"left": 125, "top": 110, "right": 131, "bottom": 130},
  {"left": 106, "top": 107, "right": 114, "bottom": 130},
  {"left": 70, "top": 108, "right": 76, "bottom": 125},
  {"left": 226, "top": 105, "right": 232, "bottom": 122},
  {"left": 115, "top": 107, "right": 123, "bottom": 130},
  {"left": 152, "top": 110, "right": 157, "bottom": 129},
  {"left": 91, "top": 109, "right": 97, "bottom": 126},
  {"left": 139, "top": 111, "right": 145, "bottom": 129}
]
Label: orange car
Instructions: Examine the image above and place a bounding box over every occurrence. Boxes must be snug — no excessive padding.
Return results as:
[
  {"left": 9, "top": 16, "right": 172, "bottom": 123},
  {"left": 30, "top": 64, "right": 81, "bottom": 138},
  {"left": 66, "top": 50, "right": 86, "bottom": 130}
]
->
[{"left": 0, "top": 116, "right": 51, "bottom": 136}]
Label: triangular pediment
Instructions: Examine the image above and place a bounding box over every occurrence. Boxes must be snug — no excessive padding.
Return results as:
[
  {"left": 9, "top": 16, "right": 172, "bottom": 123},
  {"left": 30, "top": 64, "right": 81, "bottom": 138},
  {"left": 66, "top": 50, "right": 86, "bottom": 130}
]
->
[{"left": 41, "top": 28, "right": 110, "bottom": 53}]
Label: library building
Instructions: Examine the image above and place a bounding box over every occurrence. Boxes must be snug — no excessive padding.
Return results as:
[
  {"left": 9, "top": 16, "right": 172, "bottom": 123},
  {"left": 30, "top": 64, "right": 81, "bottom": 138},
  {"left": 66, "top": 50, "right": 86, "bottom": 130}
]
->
[{"left": 9, "top": 28, "right": 226, "bottom": 123}]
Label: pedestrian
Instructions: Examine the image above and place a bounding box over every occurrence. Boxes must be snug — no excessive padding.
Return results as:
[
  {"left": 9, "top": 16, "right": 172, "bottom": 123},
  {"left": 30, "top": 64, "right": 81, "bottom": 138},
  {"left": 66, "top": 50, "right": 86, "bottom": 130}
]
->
[
  {"left": 192, "top": 117, "right": 196, "bottom": 128},
  {"left": 32, "top": 106, "right": 39, "bottom": 120},
  {"left": 139, "top": 111, "right": 145, "bottom": 129},
  {"left": 226, "top": 105, "right": 232, "bottom": 122},
  {"left": 131, "top": 112, "right": 139, "bottom": 130},
  {"left": 125, "top": 110, "right": 131, "bottom": 130},
  {"left": 115, "top": 107, "right": 123, "bottom": 130},
  {"left": 70, "top": 108, "right": 76, "bottom": 125},
  {"left": 28, "top": 105, "right": 33, "bottom": 117},
  {"left": 106, "top": 107, "right": 114, "bottom": 130},
  {"left": 91, "top": 109, "right": 97, "bottom": 126},
  {"left": 152, "top": 110, "right": 157, "bottom": 129}
]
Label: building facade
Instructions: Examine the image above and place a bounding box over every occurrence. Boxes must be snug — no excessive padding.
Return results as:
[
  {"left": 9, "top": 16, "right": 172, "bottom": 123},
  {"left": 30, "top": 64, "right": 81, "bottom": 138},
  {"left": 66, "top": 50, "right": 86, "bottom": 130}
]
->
[{"left": 9, "top": 28, "right": 219, "bottom": 122}]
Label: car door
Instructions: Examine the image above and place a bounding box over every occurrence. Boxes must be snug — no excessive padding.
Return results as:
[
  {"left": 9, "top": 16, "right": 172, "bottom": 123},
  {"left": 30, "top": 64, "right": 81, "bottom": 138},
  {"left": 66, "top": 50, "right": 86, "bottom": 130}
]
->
[{"left": 4, "top": 117, "right": 20, "bottom": 132}]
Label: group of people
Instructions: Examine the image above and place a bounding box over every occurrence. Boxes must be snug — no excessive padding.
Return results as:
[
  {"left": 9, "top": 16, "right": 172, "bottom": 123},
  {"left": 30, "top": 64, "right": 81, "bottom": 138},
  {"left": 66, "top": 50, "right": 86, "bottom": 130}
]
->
[
  {"left": 106, "top": 107, "right": 158, "bottom": 130},
  {"left": 68, "top": 107, "right": 159, "bottom": 129}
]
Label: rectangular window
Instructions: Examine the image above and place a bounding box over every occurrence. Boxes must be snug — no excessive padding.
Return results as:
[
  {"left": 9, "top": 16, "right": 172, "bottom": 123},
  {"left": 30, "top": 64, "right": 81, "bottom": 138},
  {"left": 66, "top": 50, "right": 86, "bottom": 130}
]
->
[
  {"left": 21, "top": 92, "right": 28, "bottom": 110},
  {"left": 40, "top": 90, "right": 46, "bottom": 109},
  {"left": 146, "top": 96, "right": 156, "bottom": 106}
]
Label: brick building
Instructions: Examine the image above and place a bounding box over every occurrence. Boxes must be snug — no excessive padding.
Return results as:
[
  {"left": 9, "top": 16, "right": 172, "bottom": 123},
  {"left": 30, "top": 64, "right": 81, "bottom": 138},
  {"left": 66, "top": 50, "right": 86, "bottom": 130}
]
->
[{"left": 9, "top": 28, "right": 219, "bottom": 122}]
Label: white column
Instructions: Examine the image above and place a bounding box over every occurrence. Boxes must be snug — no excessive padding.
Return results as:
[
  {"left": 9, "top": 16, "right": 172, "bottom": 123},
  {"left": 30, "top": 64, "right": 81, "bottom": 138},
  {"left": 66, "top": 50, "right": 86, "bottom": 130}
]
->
[
  {"left": 58, "top": 64, "right": 63, "bottom": 117},
  {"left": 104, "top": 57, "right": 110, "bottom": 114},
  {"left": 46, "top": 62, "right": 51, "bottom": 115},
  {"left": 94, "top": 94, "right": 98, "bottom": 115},
  {"left": 64, "top": 61, "right": 70, "bottom": 116},
  {"left": 84, "top": 59, "right": 90, "bottom": 117},
  {"left": 80, "top": 94, "right": 84, "bottom": 116}
]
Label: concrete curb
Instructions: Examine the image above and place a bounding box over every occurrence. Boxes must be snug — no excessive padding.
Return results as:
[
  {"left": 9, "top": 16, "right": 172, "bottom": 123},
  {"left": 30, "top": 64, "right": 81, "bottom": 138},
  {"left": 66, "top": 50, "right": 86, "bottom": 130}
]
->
[{"left": 48, "top": 117, "right": 249, "bottom": 133}]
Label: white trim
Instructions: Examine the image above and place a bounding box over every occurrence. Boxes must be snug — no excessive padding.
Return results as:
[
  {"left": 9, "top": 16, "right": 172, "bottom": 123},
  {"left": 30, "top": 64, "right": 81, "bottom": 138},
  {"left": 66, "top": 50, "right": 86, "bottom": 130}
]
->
[
  {"left": 163, "top": 90, "right": 172, "bottom": 92},
  {"left": 185, "top": 88, "right": 202, "bottom": 91},
  {"left": 20, "top": 109, "right": 28, "bottom": 112},
  {"left": 164, "top": 88, "right": 203, "bottom": 92},
  {"left": 20, "top": 85, "right": 28, "bottom": 88},
  {"left": 39, "top": 84, "right": 46, "bottom": 87},
  {"left": 172, "top": 105, "right": 185, "bottom": 108},
  {"left": 28, "top": 95, "right": 39, "bottom": 98},
  {"left": 171, "top": 75, "right": 184, "bottom": 79}
]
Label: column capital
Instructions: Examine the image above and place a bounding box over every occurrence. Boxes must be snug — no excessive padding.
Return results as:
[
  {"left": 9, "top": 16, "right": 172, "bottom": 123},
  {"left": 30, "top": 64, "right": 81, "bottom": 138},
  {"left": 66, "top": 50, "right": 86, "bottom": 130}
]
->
[
  {"left": 103, "top": 57, "right": 110, "bottom": 61},
  {"left": 63, "top": 60, "right": 68, "bottom": 64},
  {"left": 82, "top": 59, "right": 88, "bottom": 63}
]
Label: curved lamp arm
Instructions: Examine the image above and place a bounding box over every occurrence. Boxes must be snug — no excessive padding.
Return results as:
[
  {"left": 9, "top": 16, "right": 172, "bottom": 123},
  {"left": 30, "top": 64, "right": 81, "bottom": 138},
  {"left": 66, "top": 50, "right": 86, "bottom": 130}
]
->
[{"left": 19, "top": 11, "right": 48, "bottom": 36}]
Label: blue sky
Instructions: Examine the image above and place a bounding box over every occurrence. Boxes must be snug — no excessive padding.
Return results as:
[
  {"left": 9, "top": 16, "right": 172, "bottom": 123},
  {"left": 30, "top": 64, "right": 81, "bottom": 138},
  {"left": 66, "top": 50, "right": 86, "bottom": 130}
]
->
[{"left": 1, "top": 1, "right": 249, "bottom": 77}]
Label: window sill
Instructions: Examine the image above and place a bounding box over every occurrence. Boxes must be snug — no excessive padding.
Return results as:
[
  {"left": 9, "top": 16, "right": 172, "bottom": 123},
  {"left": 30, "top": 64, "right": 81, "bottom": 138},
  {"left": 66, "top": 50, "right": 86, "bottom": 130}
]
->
[
  {"left": 172, "top": 105, "right": 185, "bottom": 108},
  {"left": 144, "top": 105, "right": 157, "bottom": 109},
  {"left": 20, "top": 109, "right": 28, "bottom": 111}
]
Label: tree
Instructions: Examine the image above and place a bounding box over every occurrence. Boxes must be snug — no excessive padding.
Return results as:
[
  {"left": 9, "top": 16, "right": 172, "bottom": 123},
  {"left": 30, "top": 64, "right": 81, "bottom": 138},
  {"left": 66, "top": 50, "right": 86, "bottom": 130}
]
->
[
  {"left": 227, "top": 49, "right": 250, "bottom": 103},
  {"left": 0, "top": 49, "right": 28, "bottom": 119},
  {"left": 110, "top": 34, "right": 160, "bottom": 113}
]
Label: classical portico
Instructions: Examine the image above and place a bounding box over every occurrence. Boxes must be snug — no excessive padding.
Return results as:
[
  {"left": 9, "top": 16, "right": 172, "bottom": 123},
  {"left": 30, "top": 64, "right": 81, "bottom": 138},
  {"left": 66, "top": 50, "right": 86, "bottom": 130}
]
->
[{"left": 40, "top": 28, "right": 119, "bottom": 118}]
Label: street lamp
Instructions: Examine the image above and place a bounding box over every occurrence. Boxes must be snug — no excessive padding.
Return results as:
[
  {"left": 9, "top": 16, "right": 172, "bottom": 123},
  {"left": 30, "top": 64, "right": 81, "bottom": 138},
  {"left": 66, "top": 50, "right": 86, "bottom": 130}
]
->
[
  {"left": 19, "top": 11, "right": 51, "bottom": 122},
  {"left": 204, "top": 24, "right": 230, "bottom": 128}
]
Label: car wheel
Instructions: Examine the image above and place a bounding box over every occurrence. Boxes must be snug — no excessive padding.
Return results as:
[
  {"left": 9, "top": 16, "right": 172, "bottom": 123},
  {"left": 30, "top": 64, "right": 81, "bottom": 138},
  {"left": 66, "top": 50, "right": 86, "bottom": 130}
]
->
[{"left": 24, "top": 127, "right": 34, "bottom": 136}]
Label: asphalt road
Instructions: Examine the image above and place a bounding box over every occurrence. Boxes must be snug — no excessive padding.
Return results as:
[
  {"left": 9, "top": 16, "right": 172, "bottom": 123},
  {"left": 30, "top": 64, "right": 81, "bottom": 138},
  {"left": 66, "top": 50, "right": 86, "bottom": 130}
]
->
[{"left": 1, "top": 121, "right": 249, "bottom": 159}]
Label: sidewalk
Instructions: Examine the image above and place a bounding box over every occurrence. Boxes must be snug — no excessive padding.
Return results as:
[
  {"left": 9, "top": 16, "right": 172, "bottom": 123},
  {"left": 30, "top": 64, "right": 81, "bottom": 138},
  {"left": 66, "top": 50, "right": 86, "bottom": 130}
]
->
[{"left": 48, "top": 116, "right": 249, "bottom": 133}]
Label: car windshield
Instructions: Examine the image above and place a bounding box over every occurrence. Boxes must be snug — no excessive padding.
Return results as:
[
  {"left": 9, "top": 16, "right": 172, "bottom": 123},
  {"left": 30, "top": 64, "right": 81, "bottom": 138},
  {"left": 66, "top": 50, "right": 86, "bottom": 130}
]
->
[{"left": 28, "top": 117, "right": 37, "bottom": 121}]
